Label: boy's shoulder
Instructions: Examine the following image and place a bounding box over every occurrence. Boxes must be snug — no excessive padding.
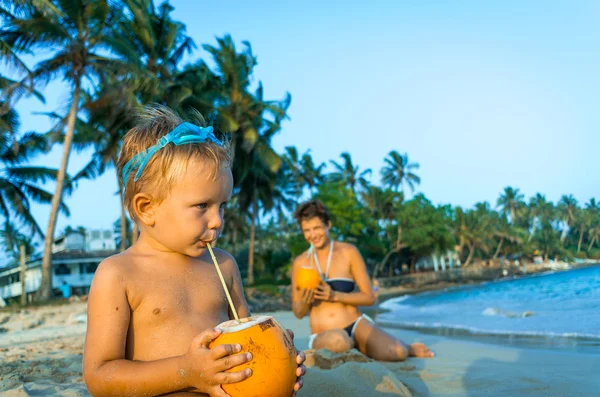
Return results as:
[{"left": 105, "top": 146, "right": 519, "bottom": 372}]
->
[
  {"left": 94, "top": 251, "right": 135, "bottom": 279},
  {"left": 201, "top": 246, "right": 236, "bottom": 269}
]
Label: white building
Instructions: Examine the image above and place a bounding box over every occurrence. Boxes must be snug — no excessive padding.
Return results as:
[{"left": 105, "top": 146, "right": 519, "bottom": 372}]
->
[
  {"left": 86, "top": 229, "right": 116, "bottom": 251},
  {"left": 0, "top": 229, "right": 117, "bottom": 302},
  {"left": 52, "top": 231, "right": 86, "bottom": 252},
  {"left": 415, "top": 250, "right": 461, "bottom": 272}
]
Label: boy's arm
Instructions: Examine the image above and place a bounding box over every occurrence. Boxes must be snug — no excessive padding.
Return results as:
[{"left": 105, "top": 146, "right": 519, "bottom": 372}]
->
[{"left": 83, "top": 258, "right": 192, "bottom": 396}]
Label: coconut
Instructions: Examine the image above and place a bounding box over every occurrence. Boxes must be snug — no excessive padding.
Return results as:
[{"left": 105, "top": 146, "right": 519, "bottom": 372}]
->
[
  {"left": 210, "top": 315, "right": 297, "bottom": 397},
  {"left": 296, "top": 266, "right": 321, "bottom": 290}
]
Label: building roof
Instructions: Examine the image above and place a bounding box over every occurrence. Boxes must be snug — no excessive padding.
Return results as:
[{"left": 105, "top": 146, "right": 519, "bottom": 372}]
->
[{"left": 0, "top": 249, "right": 119, "bottom": 275}]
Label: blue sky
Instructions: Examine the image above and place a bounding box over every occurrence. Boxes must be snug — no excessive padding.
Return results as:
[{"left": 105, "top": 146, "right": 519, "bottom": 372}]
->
[{"left": 6, "top": 0, "right": 600, "bottom": 236}]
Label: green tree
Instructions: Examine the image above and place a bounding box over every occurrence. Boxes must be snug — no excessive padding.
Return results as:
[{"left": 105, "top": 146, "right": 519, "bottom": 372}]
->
[
  {"left": 0, "top": 221, "right": 37, "bottom": 267},
  {"left": 375, "top": 194, "right": 452, "bottom": 276},
  {"left": 380, "top": 150, "right": 420, "bottom": 194},
  {"left": 329, "top": 152, "right": 371, "bottom": 194},
  {"left": 315, "top": 180, "right": 374, "bottom": 241},
  {"left": 558, "top": 194, "right": 578, "bottom": 243},
  {"left": 2, "top": 0, "right": 130, "bottom": 300},
  {"left": 496, "top": 186, "right": 525, "bottom": 224},
  {"left": 282, "top": 146, "right": 324, "bottom": 197},
  {"left": 1, "top": 119, "right": 70, "bottom": 238},
  {"left": 451, "top": 207, "right": 493, "bottom": 267}
]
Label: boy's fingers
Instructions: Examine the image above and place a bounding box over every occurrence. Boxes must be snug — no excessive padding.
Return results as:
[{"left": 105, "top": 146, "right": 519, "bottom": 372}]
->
[
  {"left": 217, "top": 368, "right": 253, "bottom": 384},
  {"left": 286, "top": 329, "right": 295, "bottom": 340},
  {"left": 216, "top": 352, "right": 252, "bottom": 372},
  {"left": 296, "top": 365, "right": 306, "bottom": 376},
  {"left": 195, "top": 328, "right": 222, "bottom": 348},
  {"left": 296, "top": 351, "right": 306, "bottom": 364},
  {"left": 211, "top": 343, "right": 243, "bottom": 359},
  {"left": 294, "top": 377, "right": 304, "bottom": 390},
  {"left": 210, "top": 386, "right": 230, "bottom": 397}
]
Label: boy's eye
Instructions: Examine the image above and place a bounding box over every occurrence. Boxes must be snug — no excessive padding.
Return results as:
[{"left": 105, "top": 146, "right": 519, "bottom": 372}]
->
[{"left": 197, "top": 203, "right": 208, "bottom": 209}]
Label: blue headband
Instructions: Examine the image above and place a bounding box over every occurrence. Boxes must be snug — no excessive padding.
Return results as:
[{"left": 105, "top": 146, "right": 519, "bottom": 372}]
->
[{"left": 122, "top": 122, "right": 223, "bottom": 184}]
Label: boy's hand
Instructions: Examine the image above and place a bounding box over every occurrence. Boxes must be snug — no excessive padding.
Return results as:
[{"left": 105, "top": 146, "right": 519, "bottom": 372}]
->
[
  {"left": 183, "top": 328, "right": 252, "bottom": 397},
  {"left": 286, "top": 329, "right": 306, "bottom": 396}
]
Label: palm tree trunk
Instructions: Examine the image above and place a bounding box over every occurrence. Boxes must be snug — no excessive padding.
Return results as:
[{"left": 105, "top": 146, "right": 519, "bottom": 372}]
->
[
  {"left": 560, "top": 217, "right": 568, "bottom": 243},
  {"left": 20, "top": 244, "right": 26, "bottom": 306},
  {"left": 464, "top": 245, "right": 475, "bottom": 267},
  {"left": 116, "top": 165, "right": 127, "bottom": 252},
  {"left": 376, "top": 244, "right": 406, "bottom": 277},
  {"left": 232, "top": 227, "right": 238, "bottom": 256},
  {"left": 493, "top": 237, "right": 504, "bottom": 260},
  {"left": 247, "top": 188, "right": 257, "bottom": 285},
  {"left": 577, "top": 226, "right": 584, "bottom": 253},
  {"left": 131, "top": 223, "right": 139, "bottom": 245},
  {"left": 588, "top": 237, "right": 596, "bottom": 252},
  {"left": 39, "top": 81, "right": 81, "bottom": 302}
]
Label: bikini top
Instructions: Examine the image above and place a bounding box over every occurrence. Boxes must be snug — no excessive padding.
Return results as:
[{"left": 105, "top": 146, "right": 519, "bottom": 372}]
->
[{"left": 308, "top": 241, "right": 356, "bottom": 293}]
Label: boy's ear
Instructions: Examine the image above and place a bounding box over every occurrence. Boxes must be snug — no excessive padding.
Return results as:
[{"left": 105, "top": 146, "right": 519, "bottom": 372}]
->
[
  {"left": 132, "top": 193, "right": 157, "bottom": 227},
  {"left": 328, "top": 220, "right": 333, "bottom": 229}
]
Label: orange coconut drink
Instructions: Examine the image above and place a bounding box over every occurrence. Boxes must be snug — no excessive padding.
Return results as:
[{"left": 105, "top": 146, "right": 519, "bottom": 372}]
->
[
  {"left": 295, "top": 266, "right": 321, "bottom": 290},
  {"left": 205, "top": 243, "right": 297, "bottom": 397}
]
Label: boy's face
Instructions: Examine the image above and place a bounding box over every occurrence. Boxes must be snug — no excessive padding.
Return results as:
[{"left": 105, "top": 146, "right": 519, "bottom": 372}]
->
[{"left": 151, "top": 158, "right": 233, "bottom": 257}]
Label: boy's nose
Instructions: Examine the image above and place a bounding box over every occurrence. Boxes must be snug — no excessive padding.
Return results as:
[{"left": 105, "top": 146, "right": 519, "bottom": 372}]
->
[{"left": 208, "top": 209, "right": 223, "bottom": 230}]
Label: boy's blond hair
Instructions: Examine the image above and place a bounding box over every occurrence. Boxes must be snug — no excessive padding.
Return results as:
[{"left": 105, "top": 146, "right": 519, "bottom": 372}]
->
[{"left": 117, "top": 106, "right": 231, "bottom": 221}]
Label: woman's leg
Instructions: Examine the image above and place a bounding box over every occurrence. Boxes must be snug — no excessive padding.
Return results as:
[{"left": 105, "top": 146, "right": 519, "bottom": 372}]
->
[
  {"left": 310, "top": 329, "right": 355, "bottom": 353},
  {"left": 353, "top": 316, "right": 434, "bottom": 361}
]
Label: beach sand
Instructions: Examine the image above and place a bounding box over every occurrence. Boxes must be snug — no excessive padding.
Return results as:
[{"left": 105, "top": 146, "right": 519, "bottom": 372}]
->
[{"left": 1, "top": 304, "right": 598, "bottom": 396}]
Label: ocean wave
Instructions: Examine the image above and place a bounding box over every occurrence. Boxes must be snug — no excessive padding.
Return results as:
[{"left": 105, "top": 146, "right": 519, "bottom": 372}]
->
[
  {"left": 482, "top": 307, "right": 535, "bottom": 318},
  {"left": 377, "top": 320, "right": 600, "bottom": 341},
  {"left": 379, "top": 295, "right": 411, "bottom": 310}
]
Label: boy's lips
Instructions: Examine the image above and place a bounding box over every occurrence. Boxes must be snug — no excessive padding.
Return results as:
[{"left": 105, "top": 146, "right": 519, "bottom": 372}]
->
[{"left": 198, "top": 238, "right": 217, "bottom": 247}]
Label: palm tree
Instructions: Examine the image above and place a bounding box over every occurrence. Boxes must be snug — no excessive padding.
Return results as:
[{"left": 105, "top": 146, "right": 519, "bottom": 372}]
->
[
  {"left": 282, "top": 146, "right": 325, "bottom": 198},
  {"left": 2, "top": 0, "right": 129, "bottom": 300},
  {"left": 584, "top": 199, "right": 599, "bottom": 253},
  {"left": 205, "top": 36, "right": 291, "bottom": 185},
  {"left": 1, "top": 115, "right": 70, "bottom": 239},
  {"left": 0, "top": 1, "right": 61, "bottom": 94},
  {"left": 0, "top": 221, "right": 37, "bottom": 267},
  {"left": 360, "top": 185, "right": 401, "bottom": 246},
  {"left": 496, "top": 186, "right": 525, "bottom": 224},
  {"left": 117, "top": 0, "right": 200, "bottom": 106},
  {"left": 72, "top": 76, "right": 139, "bottom": 252},
  {"left": 329, "top": 152, "right": 371, "bottom": 193},
  {"left": 491, "top": 213, "right": 523, "bottom": 260},
  {"left": 203, "top": 36, "right": 291, "bottom": 283},
  {"left": 380, "top": 150, "right": 420, "bottom": 194},
  {"left": 221, "top": 196, "right": 249, "bottom": 256},
  {"left": 574, "top": 207, "right": 590, "bottom": 254},
  {"left": 588, "top": 224, "right": 599, "bottom": 252},
  {"left": 366, "top": 187, "right": 404, "bottom": 276},
  {"left": 558, "top": 195, "right": 578, "bottom": 242},
  {"left": 451, "top": 207, "right": 492, "bottom": 267},
  {"left": 527, "top": 193, "right": 552, "bottom": 242}
]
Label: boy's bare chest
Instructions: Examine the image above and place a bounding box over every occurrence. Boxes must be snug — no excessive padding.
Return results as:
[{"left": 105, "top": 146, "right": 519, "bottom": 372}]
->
[{"left": 129, "top": 266, "right": 230, "bottom": 327}]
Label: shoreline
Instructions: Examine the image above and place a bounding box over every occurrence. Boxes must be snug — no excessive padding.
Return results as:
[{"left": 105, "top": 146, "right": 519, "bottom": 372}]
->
[{"left": 1, "top": 304, "right": 599, "bottom": 396}]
